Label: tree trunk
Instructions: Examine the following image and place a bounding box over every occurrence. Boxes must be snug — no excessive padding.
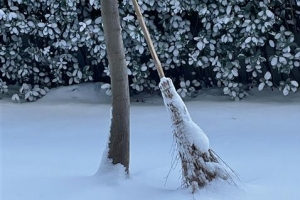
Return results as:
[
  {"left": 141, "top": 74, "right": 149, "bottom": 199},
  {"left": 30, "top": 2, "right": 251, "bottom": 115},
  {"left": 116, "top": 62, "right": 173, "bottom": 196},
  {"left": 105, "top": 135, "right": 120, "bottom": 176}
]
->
[{"left": 100, "top": 0, "right": 130, "bottom": 173}]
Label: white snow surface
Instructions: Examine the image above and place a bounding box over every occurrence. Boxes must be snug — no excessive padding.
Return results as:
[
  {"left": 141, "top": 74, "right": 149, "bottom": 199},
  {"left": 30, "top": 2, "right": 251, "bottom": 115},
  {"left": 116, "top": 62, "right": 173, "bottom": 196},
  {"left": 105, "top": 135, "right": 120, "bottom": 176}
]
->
[
  {"left": 1, "top": 83, "right": 300, "bottom": 200},
  {"left": 41, "top": 82, "right": 111, "bottom": 104}
]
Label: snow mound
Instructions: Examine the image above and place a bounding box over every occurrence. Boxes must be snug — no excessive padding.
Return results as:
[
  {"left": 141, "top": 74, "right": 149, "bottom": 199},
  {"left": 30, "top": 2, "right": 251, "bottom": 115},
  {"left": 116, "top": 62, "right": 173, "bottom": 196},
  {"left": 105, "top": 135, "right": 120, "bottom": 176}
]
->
[{"left": 39, "top": 82, "right": 111, "bottom": 104}]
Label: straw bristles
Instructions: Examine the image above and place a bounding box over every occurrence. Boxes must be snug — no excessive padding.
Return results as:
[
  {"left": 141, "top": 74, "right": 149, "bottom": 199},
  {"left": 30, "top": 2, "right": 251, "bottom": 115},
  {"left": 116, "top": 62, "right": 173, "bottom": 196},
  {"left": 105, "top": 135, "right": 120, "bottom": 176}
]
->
[{"left": 159, "top": 78, "right": 238, "bottom": 193}]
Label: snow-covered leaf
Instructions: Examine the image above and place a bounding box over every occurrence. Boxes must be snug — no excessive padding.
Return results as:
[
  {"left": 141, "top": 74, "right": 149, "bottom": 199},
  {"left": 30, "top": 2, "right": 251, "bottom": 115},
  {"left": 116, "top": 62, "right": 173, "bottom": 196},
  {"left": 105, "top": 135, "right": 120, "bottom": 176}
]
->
[
  {"left": 95, "top": 17, "right": 102, "bottom": 24},
  {"left": 101, "top": 83, "right": 111, "bottom": 89},
  {"left": 266, "top": 10, "right": 274, "bottom": 18},
  {"left": 193, "top": 80, "right": 200, "bottom": 87},
  {"left": 232, "top": 68, "right": 238, "bottom": 77},
  {"left": 252, "top": 71, "right": 257, "bottom": 77},
  {"left": 275, "top": 33, "right": 281, "bottom": 39},
  {"left": 245, "top": 37, "right": 251, "bottom": 43},
  {"left": 283, "top": 86, "right": 289, "bottom": 96},
  {"left": 252, "top": 37, "right": 258, "bottom": 44},
  {"left": 223, "top": 87, "right": 230, "bottom": 94},
  {"left": 25, "top": 92, "right": 31, "bottom": 99},
  {"left": 173, "top": 49, "right": 179, "bottom": 56},
  {"left": 196, "top": 42, "right": 204, "bottom": 50},
  {"left": 180, "top": 90, "right": 186, "bottom": 98},
  {"left": 226, "top": 5, "right": 232, "bottom": 15},
  {"left": 12, "top": 94, "right": 20, "bottom": 101},
  {"left": 86, "top": 19, "right": 92, "bottom": 25},
  {"left": 37, "top": 22, "right": 45, "bottom": 28},
  {"left": 10, "top": 6, "right": 19, "bottom": 11},
  {"left": 291, "top": 87, "right": 297, "bottom": 92},
  {"left": 40, "top": 89, "right": 46, "bottom": 95},
  {"left": 77, "top": 71, "right": 82, "bottom": 79},
  {"left": 80, "top": 26, "right": 85, "bottom": 32},
  {"left": 28, "top": 21, "right": 35, "bottom": 27},
  {"left": 138, "top": 46, "right": 144, "bottom": 54},
  {"left": 136, "top": 84, "right": 141, "bottom": 91},
  {"left": 141, "top": 65, "right": 147, "bottom": 71},
  {"left": 169, "top": 46, "right": 175, "bottom": 52},
  {"left": 291, "top": 81, "right": 299, "bottom": 87},
  {"left": 186, "top": 80, "right": 190, "bottom": 87},
  {"left": 69, "top": 77, "right": 73, "bottom": 85},
  {"left": 271, "top": 57, "right": 278, "bottom": 66},
  {"left": 269, "top": 40, "right": 275, "bottom": 47},
  {"left": 32, "top": 91, "right": 39, "bottom": 97},
  {"left": 264, "top": 71, "right": 271, "bottom": 80},
  {"left": 23, "top": 83, "right": 30, "bottom": 90},
  {"left": 266, "top": 81, "right": 273, "bottom": 86},
  {"left": 279, "top": 57, "right": 287, "bottom": 64},
  {"left": 180, "top": 81, "right": 185, "bottom": 88},
  {"left": 127, "top": 68, "right": 132, "bottom": 75},
  {"left": 105, "top": 89, "right": 112, "bottom": 96},
  {"left": 231, "top": 91, "right": 236, "bottom": 97},
  {"left": 74, "top": 77, "right": 80, "bottom": 83},
  {"left": 258, "top": 82, "right": 265, "bottom": 91},
  {"left": 33, "top": 67, "right": 39, "bottom": 73},
  {"left": 89, "top": 0, "right": 95, "bottom": 6},
  {"left": 44, "top": 77, "right": 50, "bottom": 83}
]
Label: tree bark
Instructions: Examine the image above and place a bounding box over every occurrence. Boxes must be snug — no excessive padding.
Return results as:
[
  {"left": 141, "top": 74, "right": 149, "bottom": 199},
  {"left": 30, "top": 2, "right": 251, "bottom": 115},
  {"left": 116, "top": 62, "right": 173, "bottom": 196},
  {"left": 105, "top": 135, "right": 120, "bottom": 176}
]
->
[{"left": 100, "top": 0, "right": 130, "bottom": 173}]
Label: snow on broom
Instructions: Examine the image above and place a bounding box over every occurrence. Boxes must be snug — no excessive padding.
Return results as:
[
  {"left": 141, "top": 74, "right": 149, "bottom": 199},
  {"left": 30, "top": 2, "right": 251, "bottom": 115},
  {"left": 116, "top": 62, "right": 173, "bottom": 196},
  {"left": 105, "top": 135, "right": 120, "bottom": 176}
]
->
[{"left": 131, "top": 0, "right": 238, "bottom": 193}]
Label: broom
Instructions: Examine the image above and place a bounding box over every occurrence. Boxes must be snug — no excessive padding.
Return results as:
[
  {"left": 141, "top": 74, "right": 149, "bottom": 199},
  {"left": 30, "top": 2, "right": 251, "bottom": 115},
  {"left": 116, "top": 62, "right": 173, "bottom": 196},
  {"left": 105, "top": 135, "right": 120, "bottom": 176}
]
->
[{"left": 131, "top": 0, "right": 238, "bottom": 193}]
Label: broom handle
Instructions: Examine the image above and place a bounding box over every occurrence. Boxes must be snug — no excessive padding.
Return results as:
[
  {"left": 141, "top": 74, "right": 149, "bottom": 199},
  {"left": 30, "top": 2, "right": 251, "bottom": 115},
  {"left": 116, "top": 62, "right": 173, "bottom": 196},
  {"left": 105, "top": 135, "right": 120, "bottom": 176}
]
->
[{"left": 131, "top": 0, "right": 165, "bottom": 78}]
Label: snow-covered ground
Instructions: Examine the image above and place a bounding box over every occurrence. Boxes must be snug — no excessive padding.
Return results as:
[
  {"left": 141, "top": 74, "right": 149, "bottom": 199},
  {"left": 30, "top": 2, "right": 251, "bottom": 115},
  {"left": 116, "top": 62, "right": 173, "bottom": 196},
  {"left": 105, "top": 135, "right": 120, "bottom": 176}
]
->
[{"left": 1, "top": 83, "right": 300, "bottom": 200}]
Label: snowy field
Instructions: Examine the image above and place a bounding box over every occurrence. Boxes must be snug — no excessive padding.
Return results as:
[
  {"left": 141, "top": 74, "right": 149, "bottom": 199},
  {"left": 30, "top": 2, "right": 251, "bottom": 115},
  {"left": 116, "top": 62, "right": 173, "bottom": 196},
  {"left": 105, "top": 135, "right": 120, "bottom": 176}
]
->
[{"left": 1, "top": 83, "right": 300, "bottom": 200}]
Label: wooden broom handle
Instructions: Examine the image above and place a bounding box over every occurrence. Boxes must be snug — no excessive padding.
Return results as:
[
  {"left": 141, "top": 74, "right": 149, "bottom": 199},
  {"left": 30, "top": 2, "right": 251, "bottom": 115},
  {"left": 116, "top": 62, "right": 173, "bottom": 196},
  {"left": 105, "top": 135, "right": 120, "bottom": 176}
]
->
[{"left": 131, "top": 0, "right": 165, "bottom": 78}]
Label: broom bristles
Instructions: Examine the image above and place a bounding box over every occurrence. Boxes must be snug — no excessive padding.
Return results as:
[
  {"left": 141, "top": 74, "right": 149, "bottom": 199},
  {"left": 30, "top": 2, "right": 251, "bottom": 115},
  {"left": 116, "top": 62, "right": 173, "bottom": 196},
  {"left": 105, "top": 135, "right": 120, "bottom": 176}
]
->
[{"left": 159, "top": 78, "right": 238, "bottom": 193}]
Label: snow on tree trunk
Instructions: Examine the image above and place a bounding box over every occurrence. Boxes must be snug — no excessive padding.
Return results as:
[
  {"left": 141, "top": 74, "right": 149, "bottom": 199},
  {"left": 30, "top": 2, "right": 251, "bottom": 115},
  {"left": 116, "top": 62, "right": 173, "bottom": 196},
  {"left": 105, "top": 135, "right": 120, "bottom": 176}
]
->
[{"left": 159, "top": 77, "right": 237, "bottom": 193}]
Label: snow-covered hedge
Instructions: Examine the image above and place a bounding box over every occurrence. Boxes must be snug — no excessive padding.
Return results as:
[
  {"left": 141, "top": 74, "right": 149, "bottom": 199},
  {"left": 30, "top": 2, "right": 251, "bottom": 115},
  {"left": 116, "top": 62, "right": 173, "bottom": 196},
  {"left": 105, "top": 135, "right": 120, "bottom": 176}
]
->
[
  {"left": 1, "top": 0, "right": 100, "bottom": 101},
  {"left": 1, "top": 0, "right": 299, "bottom": 101}
]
